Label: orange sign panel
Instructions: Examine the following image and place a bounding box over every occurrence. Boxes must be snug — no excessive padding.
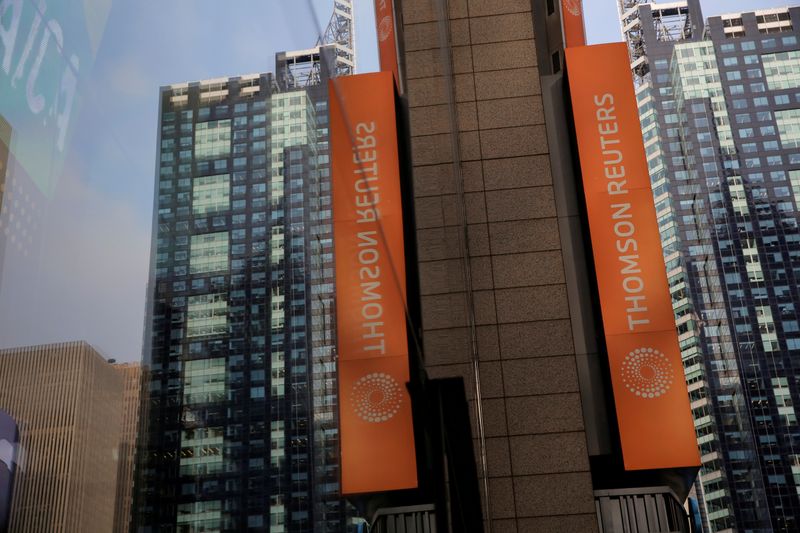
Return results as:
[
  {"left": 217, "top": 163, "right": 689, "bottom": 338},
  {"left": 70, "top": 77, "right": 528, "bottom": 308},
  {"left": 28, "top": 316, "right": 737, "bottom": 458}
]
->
[
  {"left": 374, "top": 0, "right": 401, "bottom": 86},
  {"left": 566, "top": 43, "right": 700, "bottom": 471},
  {"left": 329, "top": 71, "right": 418, "bottom": 493},
  {"left": 561, "top": 0, "right": 586, "bottom": 48}
]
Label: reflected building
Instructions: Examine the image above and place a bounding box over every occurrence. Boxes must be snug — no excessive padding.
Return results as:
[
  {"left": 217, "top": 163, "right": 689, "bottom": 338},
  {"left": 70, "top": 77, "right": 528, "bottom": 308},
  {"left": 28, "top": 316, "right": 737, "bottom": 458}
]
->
[
  {"left": 132, "top": 4, "right": 356, "bottom": 531},
  {"left": 114, "top": 362, "right": 143, "bottom": 533},
  {"left": 0, "top": 341, "right": 130, "bottom": 533},
  {"left": 0, "top": 116, "right": 10, "bottom": 289},
  {"left": 620, "top": 1, "right": 800, "bottom": 531}
]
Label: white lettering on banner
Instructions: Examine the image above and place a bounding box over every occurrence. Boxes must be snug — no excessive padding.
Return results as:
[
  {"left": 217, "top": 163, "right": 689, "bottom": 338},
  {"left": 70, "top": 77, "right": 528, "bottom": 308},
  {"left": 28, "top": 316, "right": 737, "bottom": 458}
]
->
[
  {"left": 351, "top": 121, "right": 387, "bottom": 355},
  {"left": 594, "top": 93, "right": 651, "bottom": 332}
]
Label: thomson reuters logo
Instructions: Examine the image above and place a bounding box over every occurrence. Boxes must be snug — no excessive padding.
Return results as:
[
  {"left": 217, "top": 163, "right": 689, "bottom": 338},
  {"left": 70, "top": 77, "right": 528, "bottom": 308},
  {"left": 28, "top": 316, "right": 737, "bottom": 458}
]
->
[
  {"left": 564, "top": 0, "right": 582, "bottom": 16},
  {"left": 621, "top": 347, "right": 674, "bottom": 399},
  {"left": 378, "top": 16, "right": 393, "bottom": 42},
  {"left": 352, "top": 372, "right": 403, "bottom": 423}
]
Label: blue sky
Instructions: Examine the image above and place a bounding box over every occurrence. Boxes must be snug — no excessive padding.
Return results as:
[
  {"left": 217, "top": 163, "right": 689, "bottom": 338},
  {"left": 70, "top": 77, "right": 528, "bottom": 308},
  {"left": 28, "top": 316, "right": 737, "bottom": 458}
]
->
[
  {"left": 0, "top": 0, "right": 791, "bottom": 361},
  {"left": 0, "top": 1, "right": 378, "bottom": 361}
]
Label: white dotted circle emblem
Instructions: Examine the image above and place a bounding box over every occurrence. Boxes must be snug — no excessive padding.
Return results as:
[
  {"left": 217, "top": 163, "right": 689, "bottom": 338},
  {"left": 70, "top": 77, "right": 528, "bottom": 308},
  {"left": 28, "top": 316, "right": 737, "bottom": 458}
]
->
[
  {"left": 378, "top": 16, "right": 393, "bottom": 42},
  {"left": 621, "top": 347, "right": 674, "bottom": 399},
  {"left": 352, "top": 372, "right": 403, "bottom": 423},
  {"left": 564, "top": 0, "right": 582, "bottom": 16}
]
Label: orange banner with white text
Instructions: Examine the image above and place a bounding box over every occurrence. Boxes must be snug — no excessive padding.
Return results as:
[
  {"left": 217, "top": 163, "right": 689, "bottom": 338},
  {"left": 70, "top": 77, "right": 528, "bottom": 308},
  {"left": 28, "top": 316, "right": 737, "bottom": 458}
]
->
[
  {"left": 561, "top": 0, "right": 586, "bottom": 48},
  {"left": 330, "top": 71, "right": 418, "bottom": 494},
  {"left": 566, "top": 43, "right": 700, "bottom": 471},
  {"left": 374, "top": 0, "right": 401, "bottom": 87}
]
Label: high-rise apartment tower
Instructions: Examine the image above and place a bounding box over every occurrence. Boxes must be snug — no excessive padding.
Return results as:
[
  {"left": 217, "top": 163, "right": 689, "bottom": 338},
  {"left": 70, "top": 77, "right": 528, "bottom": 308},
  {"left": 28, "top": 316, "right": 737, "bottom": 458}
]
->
[
  {"left": 132, "top": 4, "right": 357, "bottom": 531},
  {"left": 620, "top": 1, "right": 800, "bottom": 530}
]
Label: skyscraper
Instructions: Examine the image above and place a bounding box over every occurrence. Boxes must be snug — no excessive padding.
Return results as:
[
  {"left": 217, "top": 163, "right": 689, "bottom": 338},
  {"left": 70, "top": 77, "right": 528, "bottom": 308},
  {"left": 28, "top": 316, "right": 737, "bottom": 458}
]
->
[
  {"left": 114, "top": 362, "right": 142, "bottom": 533},
  {"left": 0, "top": 341, "right": 126, "bottom": 533},
  {"left": 620, "top": 1, "right": 800, "bottom": 530},
  {"left": 133, "top": 4, "right": 357, "bottom": 531}
]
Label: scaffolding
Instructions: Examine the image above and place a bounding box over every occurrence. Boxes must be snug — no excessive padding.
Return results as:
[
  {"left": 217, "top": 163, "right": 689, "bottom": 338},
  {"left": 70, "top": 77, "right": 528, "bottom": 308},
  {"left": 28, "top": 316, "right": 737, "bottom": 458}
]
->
[
  {"left": 618, "top": 0, "right": 694, "bottom": 85},
  {"left": 317, "top": 0, "right": 356, "bottom": 77},
  {"left": 279, "top": 0, "right": 355, "bottom": 89}
]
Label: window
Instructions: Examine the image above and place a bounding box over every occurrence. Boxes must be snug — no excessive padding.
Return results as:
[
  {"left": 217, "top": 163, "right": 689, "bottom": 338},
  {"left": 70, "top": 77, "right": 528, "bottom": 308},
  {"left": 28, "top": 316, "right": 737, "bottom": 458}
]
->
[
  {"left": 187, "top": 294, "right": 228, "bottom": 337},
  {"left": 763, "top": 50, "right": 800, "bottom": 90},
  {"left": 192, "top": 174, "right": 230, "bottom": 214},
  {"left": 776, "top": 109, "right": 800, "bottom": 148},
  {"left": 190, "top": 232, "right": 229, "bottom": 274},
  {"left": 195, "top": 120, "right": 231, "bottom": 159}
]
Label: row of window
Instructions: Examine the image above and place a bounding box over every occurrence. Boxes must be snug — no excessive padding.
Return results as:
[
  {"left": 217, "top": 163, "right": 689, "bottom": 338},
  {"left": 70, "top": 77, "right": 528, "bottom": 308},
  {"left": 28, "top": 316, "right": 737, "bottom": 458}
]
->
[{"left": 717, "top": 35, "right": 798, "bottom": 54}]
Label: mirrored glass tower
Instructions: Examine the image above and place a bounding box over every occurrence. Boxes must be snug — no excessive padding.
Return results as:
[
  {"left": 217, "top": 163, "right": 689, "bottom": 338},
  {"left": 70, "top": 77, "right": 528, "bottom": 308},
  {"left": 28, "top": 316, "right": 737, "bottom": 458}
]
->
[{"left": 133, "top": 4, "right": 359, "bottom": 530}]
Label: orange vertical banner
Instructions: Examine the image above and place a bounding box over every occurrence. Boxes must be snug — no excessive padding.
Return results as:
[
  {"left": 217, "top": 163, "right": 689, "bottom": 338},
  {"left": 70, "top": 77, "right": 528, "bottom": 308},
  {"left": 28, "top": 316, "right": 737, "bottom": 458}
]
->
[
  {"left": 329, "top": 71, "right": 418, "bottom": 494},
  {"left": 374, "top": 0, "right": 401, "bottom": 86},
  {"left": 562, "top": 0, "right": 586, "bottom": 48},
  {"left": 566, "top": 43, "right": 700, "bottom": 471}
]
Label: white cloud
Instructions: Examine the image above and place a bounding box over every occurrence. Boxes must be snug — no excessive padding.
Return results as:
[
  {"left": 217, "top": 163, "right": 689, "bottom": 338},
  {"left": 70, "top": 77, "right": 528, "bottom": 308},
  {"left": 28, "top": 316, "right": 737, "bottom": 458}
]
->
[{"left": 105, "top": 58, "right": 157, "bottom": 100}]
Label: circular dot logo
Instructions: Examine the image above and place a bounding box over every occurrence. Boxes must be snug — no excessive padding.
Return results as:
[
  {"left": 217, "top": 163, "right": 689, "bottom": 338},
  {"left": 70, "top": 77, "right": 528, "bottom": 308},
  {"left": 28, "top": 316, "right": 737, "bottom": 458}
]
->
[
  {"left": 351, "top": 372, "right": 403, "bottom": 423},
  {"left": 564, "top": 0, "right": 582, "bottom": 16},
  {"left": 378, "top": 16, "right": 393, "bottom": 42},
  {"left": 621, "top": 347, "right": 674, "bottom": 399}
]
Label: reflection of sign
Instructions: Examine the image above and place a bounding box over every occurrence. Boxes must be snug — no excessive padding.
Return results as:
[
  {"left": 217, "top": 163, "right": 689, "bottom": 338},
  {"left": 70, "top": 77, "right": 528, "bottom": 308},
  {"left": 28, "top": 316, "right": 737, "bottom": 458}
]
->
[
  {"left": 564, "top": 0, "right": 582, "bottom": 16},
  {"left": 0, "top": 410, "right": 17, "bottom": 531},
  {"left": 0, "top": 0, "right": 110, "bottom": 197},
  {"left": 566, "top": 43, "right": 700, "bottom": 471},
  {"left": 378, "top": 16, "right": 393, "bottom": 43},
  {"left": 330, "top": 71, "right": 417, "bottom": 494},
  {"left": 0, "top": 439, "right": 12, "bottom": 470},
  {"left": 561, "top": 0, "right": 585, "bottom": 47},
  {"left": 373, "top": 1, "right": 400, "bottom": 87}
]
